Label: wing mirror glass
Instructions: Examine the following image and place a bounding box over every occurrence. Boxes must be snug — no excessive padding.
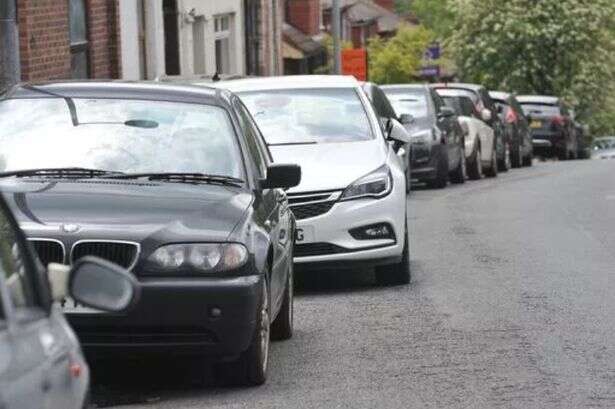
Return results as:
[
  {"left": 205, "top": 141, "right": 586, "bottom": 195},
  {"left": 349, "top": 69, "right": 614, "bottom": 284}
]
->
[
  {"left": 398, "top": 113, "right": 415, "bottom": 125},
  {"left": 261, "top": 164, "right": 301, "bottom": 189},
  {"left": 481, "top": 108, "right": 492, "bottom": 122},
  {"left": 48, "top": 257, "right": 140, "bottom": 313},
  {"left": 386, "top": 119, "right": 411, "bottom": 152},
  {"left": 438, "top": 106, "right": 456, "bottom": 119}
]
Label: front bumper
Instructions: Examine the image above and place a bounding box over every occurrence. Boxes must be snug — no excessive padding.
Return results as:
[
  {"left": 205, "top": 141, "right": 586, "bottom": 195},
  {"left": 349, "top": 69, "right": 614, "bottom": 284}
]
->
[
  {"left": 67, "top": 274, "right": 263, "bottom": 358},
  {"left": 293, "top": 166, "right": 407, "bottom": 269}
]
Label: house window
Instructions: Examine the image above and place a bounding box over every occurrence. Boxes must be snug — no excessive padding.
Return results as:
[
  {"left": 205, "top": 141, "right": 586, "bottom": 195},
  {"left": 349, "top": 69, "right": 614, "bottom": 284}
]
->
[
  {"left": 214, "top": 14, "right": 233, "bottom": 74},
  {"left": 69, "top": 0, "right": 89, "bottom": 78}
]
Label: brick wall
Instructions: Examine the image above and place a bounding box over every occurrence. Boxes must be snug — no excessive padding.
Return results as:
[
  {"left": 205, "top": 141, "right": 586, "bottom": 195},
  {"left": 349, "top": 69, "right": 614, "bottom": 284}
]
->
[
  {"left": 18, "top": 0, "right": 71, "bottom": 81},
  {"left": 286, "top": 0, "right": 320, "bottom": 36},
  {"left": 17, "top": 0, "right": 120, "bottom": 82}
]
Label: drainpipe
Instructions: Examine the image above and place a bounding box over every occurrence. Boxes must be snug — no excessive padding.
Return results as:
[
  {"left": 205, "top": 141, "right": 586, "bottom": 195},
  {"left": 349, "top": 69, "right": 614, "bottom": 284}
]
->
[
  {"left": 0, "top": 0, "right": 21, "bottom": 91},
  {"left": 332, "top": 0, "right": 341, "bottom": 74}
]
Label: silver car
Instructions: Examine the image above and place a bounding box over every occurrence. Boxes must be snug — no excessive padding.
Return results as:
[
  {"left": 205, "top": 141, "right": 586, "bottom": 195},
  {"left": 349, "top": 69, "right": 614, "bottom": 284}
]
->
[{"left": 0, "top": 194, "right": 139, "bottom": 409}]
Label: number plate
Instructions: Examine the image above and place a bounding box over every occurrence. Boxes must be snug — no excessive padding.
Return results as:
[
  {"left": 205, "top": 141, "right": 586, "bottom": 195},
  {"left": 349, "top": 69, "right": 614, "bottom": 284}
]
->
[
  {"left": 61, "top": 297, "right": 103, "bottom": 314},
  {"left": 295, "top": 226, "right": 315, "bottom": 243},
  {"left": 530, "top": 120, "right": 542, "bottom": 129}
]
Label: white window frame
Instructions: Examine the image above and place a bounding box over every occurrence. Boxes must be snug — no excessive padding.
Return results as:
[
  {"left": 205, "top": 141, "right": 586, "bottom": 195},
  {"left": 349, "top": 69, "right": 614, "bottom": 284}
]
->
[{"left": 213, "top": 14, "right": 234, "bottom": 74}]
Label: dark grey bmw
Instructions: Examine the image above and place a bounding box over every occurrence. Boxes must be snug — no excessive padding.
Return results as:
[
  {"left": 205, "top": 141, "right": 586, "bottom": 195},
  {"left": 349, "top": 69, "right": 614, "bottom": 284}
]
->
[{"left": 0, "top": 82, "right": 301, "bottom": 385}]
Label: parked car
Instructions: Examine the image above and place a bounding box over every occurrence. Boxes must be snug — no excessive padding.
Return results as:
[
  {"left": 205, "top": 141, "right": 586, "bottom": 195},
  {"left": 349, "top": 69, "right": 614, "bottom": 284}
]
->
[
  {"left": 0, "top": 81, "right": 301, "bottom": 386},
  {"left": 0, "top": 192, "right": 139, "bottom": 409},
  {"left": 433, "top": 83, "right": 511, "bottom": 172},
  {"left": 361, "top": 81, "right": 412, "bottom": 192},
  {"left": 591, "top": 136, "right": 615, "bottom": 159},
  {"left": 213, "top": 75, "right": 412, "bottom": 285},
  {"left": 575, "top": 122, "right": 592, "bottom": 159},
  {"left": 381, "top": 84, "right": 466, "bottom": 188},
  {"left": 489, "top": 91, "right": 534, "bottom": 167},
  {"left": 517, "top": 95, "right": 578, "bottom": 160},
  {"left": 437, "top": 91, "right": 498, "bottom": 179}
]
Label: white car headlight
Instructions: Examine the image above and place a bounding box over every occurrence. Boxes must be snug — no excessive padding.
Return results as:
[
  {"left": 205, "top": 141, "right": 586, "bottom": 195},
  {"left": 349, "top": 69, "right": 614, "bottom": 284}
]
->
[
  {"left": 146, "top": 243, "right": 248, "bottom": 273},
  {"left": 340, "top": 165, "right": 392, "bottom": 201}
]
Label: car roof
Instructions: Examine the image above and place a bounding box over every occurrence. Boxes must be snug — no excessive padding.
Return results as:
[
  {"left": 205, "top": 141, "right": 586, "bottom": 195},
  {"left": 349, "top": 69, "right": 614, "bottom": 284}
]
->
[
  {"left": 489, "top": 91, "right": 511, "bottom": 101},
  {"left": 516, "top": 95, "right": 559, "bottom": 104},
  {"left": 380, "top": 84, "right": 429, "bottom": 92},
  {"left": 432, "top": 82, "right": 484, "bottom": 92},
  {"left": 202, "top": 75, "right": 360, "bottom": 92},
  {"left": 4, "top": 81, "right": 227, "bottom": 105}
]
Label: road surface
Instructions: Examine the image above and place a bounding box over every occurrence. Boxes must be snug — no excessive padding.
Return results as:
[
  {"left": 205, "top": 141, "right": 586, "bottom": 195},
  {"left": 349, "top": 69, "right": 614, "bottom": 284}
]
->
[{"left": 92, "top": 159, "right": 615, "bottom": 409}]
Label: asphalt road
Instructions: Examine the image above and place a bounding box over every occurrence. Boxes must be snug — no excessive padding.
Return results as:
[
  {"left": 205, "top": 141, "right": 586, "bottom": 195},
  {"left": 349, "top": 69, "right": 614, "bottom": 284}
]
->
[{"left": 91, "top": 159, "right": 615, "bottom": 409}]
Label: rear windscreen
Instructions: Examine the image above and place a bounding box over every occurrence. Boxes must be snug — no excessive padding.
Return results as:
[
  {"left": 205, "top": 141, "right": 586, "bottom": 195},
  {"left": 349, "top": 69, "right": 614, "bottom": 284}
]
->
[{"left": 520, "top": 103, "right": 560, "bottom": 116}]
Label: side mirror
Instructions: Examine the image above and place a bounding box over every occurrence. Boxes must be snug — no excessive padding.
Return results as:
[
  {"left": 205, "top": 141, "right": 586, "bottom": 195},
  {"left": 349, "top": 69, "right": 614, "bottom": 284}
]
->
[
  {"left": 48, "top": 257, "right": 139, "bottom": 313},
  {"left": 386, "top": 119, "right": 411, "bottom": 152},
  {"left": 261, "top": 164, "right": 301, "bottom": 189},
  {"left": 496, "top": 105, "right": 504, "bottom": 114},
  {"left": 398, "top": 113, "right": 415, "bottom": 125},
  {"left": 481, "top": 108, "right": 492, "bottom": 122},
  {"left": 438, "top": 106, "right": 455, "bottom": 119}
]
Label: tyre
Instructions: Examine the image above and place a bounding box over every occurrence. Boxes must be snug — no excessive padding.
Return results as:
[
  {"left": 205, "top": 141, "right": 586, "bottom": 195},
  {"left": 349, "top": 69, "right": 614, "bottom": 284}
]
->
[
  {"left": 270, "top": 261, "right": 293, "bottom": 341},
  {"left": 523, "top": 148, "right": 533, "bottom": 167},
  {"left": 427, "top": 149, "right": 448, "bottom": 189},
  {"left": 467, "top": 144, "right": 483, "bottom": 180},
  {"left": 449, "top": 146, "right": 466, "bottom": 184},
  {"left": 376, "top": 221, "right": 410, "bottom": 286},
  {"left": 498, "top": 142, "right": 511, "bottom": 172},
  {"left": 216, "top": 279, "right": 270, "bottom": 386},
  {"left": 484, "top": 147, "right": 498, "bottom": 178},
  {"left": 557, "top": 147, "right": 567, "bottom": 160},
  {"left": 511, "top": 140, "right": 523, "bottom": 168}
]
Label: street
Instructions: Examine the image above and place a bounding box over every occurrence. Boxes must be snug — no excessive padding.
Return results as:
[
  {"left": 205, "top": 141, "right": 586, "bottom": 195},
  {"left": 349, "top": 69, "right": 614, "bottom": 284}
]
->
[{"left": 91, "top": 159, "right": 615, "bottom": 409}]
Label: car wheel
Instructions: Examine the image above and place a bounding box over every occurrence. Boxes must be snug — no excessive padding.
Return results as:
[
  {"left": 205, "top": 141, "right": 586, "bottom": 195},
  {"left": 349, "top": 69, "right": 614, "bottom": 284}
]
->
[
  {"left": 450, "top": 145, "right": 466, "bottom": 184},
  {"left": 523, "top": 148, "right": 533, "bottom": 167},
  {"left": 511, "top": 141, "right": 523, "bottom": 168},
  {"left": 376, "top": 220, "right": 410, "bottom": 286},
  {"left": 270, "top": 260, "right": 293, "bottom": 341},
  {"left": 467, "top": 144, "right": 483, "bottom": 180},
  {"left": 428, "top": 149, "right": 448, "bottom": 189},
  {"left": 484, "top": 147, "right": 498, "bottom": 178},
  {"left": 498, "top": 142, "right": 511, "bottom": 172},
  {"left": 217, "top": 278, "right": 270, "bottom": 386},
  {"left": 557, "top": 147, "right": 567, "bottom": 160}
]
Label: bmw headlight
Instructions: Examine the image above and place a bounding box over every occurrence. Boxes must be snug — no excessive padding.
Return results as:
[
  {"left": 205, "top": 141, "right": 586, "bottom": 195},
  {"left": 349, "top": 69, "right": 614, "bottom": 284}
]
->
[
  {"left": 145, "top": 243, "right": 248, "bottom": 273},
  {"left": 340, "top": 165, "right": 392, "bottom": 201}
]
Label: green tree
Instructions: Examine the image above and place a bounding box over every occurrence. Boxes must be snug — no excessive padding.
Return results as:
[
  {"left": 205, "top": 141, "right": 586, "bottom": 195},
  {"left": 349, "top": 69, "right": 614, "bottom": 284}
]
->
[
  {"left": 395, "top": 0, "right": 455, "bottom": 39},
  {"left": 449, "top": 0, "right": 615, "bottom": 134},
  {"left": 367, "top": 24, "right": 433, "bottom": 84}
]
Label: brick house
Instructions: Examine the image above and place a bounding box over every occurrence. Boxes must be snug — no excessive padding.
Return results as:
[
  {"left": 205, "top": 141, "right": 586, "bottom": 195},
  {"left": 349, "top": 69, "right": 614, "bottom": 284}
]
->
[
  {"left": 17, "top": 0, "right": 120, "bottom": 82},
  {"left": 283, "top": 0, "right": 326, "bottom": 74}
]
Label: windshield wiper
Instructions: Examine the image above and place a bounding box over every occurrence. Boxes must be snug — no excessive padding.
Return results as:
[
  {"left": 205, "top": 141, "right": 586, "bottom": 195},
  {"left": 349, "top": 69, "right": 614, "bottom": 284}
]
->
[
  {"left": 108, "top": 172, "right": 245, "bottom": 187},
  {"left": 0, "top": 167, "right": 125, "bottom": 179}
]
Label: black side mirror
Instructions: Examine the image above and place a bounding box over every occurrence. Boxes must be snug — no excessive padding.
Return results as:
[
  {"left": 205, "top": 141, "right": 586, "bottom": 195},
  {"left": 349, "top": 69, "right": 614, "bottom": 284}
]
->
[
  {"left": 261, "top": 164, "right": 301, "bottom": 189},
  {"left": 438, "top": 106, "right": 455, "bottom": 119},
  {"left": 398, "top": 113, "right": 415, "bottom": 125}
]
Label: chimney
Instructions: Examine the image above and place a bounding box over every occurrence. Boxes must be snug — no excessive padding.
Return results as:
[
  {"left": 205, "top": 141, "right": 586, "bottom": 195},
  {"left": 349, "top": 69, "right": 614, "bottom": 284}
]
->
[{"left": 286, "top": 0, "right": 321, "bottom": 36}]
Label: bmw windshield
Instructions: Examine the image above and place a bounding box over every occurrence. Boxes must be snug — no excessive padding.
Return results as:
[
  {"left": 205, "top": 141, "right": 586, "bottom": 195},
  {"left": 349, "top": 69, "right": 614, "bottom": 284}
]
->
[
  {"left": 238, "top": 88, "right": 374, "bottom": 145},
  {"left": 0, "top": 97, "right": 244, "bottom": 179}
]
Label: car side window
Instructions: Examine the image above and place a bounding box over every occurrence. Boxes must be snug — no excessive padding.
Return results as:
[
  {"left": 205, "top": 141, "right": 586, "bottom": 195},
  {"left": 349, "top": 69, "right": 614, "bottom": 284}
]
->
[
  {"left": 234, "top": 99, "right": 268, "bottom": 178},
  {"left": 0, "top": 206, "right": 35, "bottom": 312},
  {"left": 375, "top": 87, "right": 397, "bottom": 119},
  {"left": 431, "top": 90, "right": 444, "bottom": 113}
]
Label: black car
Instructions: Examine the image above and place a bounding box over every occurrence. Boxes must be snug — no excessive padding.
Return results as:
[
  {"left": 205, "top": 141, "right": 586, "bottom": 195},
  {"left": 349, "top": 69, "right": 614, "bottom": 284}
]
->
[
  {"left": 0, "top": 82, "right": 301, "bottom": 386},
  {"left": 489, "top": 91, "right": 534, "bottom": 167},
  {"left": 382, "top": 84, "right": 466, "bottom": 189},
  {"left": 433, "top": 83, "right": 511, "bottom": 172},
  {"left": 361, "top": 81, "right": 413, "bottom": 192},
  {"left": 517, "top": 95, "right": 578, "bottom": 160}
]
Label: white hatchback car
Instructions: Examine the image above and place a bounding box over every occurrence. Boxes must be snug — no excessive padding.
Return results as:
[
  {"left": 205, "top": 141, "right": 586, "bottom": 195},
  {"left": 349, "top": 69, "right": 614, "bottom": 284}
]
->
[{"left": 214, "top": 76, "right": 411, "bottom": 285}]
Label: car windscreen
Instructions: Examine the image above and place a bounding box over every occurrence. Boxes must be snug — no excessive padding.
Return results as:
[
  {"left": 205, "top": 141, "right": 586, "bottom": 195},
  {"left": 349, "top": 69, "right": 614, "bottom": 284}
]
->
[
  {"left": 435, "top": 88, "right": 480, "bottom": 106},
  {"left": 592, "top": 138, "right": 615, "bottom": 150},
  {"left": 238, "top": 88, "right": 374, "bottom": 145},
  {"left": 519, "top": 103, "right": 560, "bottom": 116},
  {"left": 382, "top": 89, "right": 429, "bottom": 119},
  {"left": 0, "top": 98, "right": 244, "bottom": 178}
]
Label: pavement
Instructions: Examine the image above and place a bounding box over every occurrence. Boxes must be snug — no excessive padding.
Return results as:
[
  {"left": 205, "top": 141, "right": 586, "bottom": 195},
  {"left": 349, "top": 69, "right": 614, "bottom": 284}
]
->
[{"left": 90, "top": 159, "right": 615, "bottom": 409}]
